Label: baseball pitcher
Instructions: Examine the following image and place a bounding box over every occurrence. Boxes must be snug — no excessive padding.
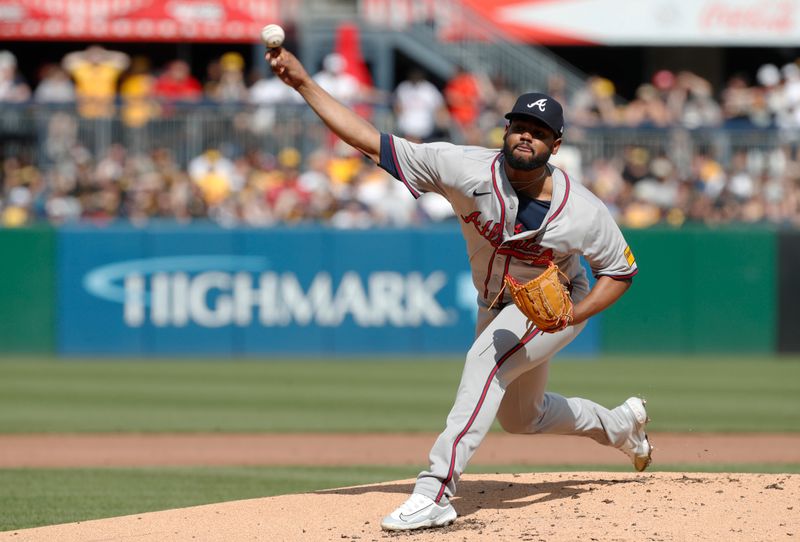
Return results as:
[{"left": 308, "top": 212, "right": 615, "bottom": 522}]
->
[{"left": 266, "top": 46, "right": 651, "bottom": 532}]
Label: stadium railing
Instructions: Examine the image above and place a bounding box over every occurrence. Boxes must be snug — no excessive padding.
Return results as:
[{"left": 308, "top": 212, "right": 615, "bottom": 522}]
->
[{"left": 0, "top": 103, "right": 796, "bottom": 174}]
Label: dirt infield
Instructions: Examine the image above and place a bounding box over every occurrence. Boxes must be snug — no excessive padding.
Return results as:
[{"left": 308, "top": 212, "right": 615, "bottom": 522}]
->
[
  {"left": 2, "top": 472, "right": 798, "bottom": 541},
  {"left": 1, "top": 433, "right": 799, "bottom": 541}
]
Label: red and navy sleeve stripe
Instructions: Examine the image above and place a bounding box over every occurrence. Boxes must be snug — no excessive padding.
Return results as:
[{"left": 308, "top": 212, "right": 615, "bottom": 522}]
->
[{"left": 378, "top": 132, "right": 420, "bottom": 199}]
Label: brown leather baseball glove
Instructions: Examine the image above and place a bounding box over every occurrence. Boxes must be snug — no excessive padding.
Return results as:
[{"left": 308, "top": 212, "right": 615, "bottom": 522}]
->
[{"left": 504, "top": 262, "right": 574, "bottom": 333}]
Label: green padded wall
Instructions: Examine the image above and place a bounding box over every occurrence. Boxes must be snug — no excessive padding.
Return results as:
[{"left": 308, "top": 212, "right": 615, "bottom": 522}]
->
[
  {"left": 601, "top": 227, "right": 776, "bottom": 354},
  {"left": 0, "top": 227, "right": 56, "bottom": 353}
]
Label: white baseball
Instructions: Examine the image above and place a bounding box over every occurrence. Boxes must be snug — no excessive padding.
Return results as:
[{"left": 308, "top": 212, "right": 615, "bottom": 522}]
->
[{"left": 260, "top": 24, "right": 285, "bottom": 49}]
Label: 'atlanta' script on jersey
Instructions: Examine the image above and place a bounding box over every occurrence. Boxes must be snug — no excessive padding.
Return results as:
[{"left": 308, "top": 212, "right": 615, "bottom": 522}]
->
[
  {"left": 461, "top": 211, "right": 503, "bottom": 247},
  {"left": 461, "top": 211, "right": 554, "bottom": 264}
]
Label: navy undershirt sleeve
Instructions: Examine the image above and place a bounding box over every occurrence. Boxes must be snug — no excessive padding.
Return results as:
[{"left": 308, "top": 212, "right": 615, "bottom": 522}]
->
[
  {"left": 378, "top": 132, "right": 401, "bottom": 181},
  {"left": 516, "top": 195, "right": 551, "bottom": 231}
]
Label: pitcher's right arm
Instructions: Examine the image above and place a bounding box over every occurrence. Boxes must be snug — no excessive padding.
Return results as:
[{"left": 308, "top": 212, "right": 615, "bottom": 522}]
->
[{"left": 266, "top": 48, "right": 381, "bottom": 163}]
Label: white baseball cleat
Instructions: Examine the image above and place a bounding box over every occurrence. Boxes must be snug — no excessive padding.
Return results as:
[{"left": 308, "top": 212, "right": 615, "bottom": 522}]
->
[
  {"left": 620, "top": 396, "right": 653, "bottom": 472},
  {"left": 380, "top": 493, "right": 457, "bottom": 531}
]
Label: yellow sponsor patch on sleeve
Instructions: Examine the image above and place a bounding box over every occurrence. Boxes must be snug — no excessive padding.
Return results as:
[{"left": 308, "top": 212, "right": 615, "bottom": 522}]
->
[{"left": 624, "top": 246, "right": 635, "bottom": 266}]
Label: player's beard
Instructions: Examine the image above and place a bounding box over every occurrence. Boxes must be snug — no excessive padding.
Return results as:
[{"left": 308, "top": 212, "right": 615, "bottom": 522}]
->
[{"left": 502, "top": 140, "right": 551, "bottom": 171}]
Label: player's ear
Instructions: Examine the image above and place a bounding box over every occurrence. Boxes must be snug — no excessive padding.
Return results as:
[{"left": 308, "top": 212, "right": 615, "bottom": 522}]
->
[{"left": 551, "top": 137, "right": 562, "bottom": 155}]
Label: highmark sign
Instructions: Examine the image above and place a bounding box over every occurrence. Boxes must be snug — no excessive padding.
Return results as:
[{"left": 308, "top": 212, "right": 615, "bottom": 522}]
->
[
  {"left": 56, "top": 226, "right": 597, "bottom": 355},
  {"left": 83, "top": 255, "right": 456, "bottom": 329}
]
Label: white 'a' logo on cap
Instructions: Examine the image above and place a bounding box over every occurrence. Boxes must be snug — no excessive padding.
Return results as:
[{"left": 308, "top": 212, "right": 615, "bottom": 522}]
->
[{"left": 527, "top": 98, "right": 548, "bottom": 111}]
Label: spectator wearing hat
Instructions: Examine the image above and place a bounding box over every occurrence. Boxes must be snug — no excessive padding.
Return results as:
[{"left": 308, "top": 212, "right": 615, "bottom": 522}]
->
[
  {"left": 266, "top": 147, "right": 312, "bottom": 223},
  {"left": 570, "top": 75, "right": 619, "bottom": 127},
  {"left": 206, "top": 53, "right": 248, "bottom": 103}
]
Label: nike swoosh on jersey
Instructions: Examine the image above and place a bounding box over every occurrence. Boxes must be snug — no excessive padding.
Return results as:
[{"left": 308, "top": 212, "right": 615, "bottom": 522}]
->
[{"left": 473, "top": 190, "right": 492, "bottom": 196}]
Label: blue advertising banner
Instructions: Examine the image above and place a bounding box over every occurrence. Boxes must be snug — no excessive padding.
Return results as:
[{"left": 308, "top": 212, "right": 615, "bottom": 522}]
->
[
  {"left": 57, "top": 224, "right": 599, "bottom": 356},
  {"left": 58, "top": 227, "right": 147, "bottom": 354}
]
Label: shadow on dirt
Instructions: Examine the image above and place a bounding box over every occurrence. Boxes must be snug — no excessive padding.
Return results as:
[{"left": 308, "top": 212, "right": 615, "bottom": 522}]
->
[{"left": 316, "top": 477, "right": 644, "bottom": 517}]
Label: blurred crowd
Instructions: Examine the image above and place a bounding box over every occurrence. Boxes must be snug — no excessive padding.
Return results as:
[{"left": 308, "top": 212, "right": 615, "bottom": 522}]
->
[
  {"left": 1, "top": 45, "right": 799, "bottom": 229},
  {"left": 565, "top": 64, "right": 800, "bottom": 131},
  {"left": 0, "top": 142, "right": 431, "bottom": 228}
]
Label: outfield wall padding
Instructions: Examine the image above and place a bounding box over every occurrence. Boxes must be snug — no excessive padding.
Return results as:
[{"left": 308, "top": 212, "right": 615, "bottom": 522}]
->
[
  {"left": 0, "top": 224, "right": 789, "bottom": 356},
  {"left": 0, "top": 226, "right": 56, "bottom": 353},
  {"left": 601, "top": 227, "right": 777, "bottom": 354}
]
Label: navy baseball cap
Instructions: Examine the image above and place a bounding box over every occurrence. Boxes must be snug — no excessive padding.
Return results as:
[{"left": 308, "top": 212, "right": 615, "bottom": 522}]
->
[{"left": 504, "top": 92, "right": 564, "bottom": 137}]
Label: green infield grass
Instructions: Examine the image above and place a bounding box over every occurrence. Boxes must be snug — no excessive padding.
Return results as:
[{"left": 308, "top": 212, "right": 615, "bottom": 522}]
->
[
  {"left": 0, "top": 355, "right": 798, "bottom": 433},
  {"left": 2, "top": 463, "right": 799, "bottom": 532}
]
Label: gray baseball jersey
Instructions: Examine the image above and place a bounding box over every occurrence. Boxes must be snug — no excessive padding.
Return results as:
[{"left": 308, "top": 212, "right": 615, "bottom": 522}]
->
[
  {"left": 380, "top": 134, "right": 637, "bottom": 305},
  {"left": 379, "top": 133, "right": 641, "bottom": 504}
]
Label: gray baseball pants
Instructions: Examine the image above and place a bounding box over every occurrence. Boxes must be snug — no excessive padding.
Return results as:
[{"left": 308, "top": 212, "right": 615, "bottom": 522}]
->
[{"left": 414, "top": 301, "right": 637, "bottom": 504}]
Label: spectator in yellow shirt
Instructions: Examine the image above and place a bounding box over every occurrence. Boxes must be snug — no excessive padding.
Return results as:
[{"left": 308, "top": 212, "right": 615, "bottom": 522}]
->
[
  {"left": 62, "top": 45, "right": 130, "bottom": 118},
  {"left": 120, "top": 56, "right": 158, "bottom": 128}
]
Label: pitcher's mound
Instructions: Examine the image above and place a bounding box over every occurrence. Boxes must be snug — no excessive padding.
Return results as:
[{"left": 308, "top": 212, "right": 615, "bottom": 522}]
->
[{"left": 3, "top": 472, "right": 798, "bottom": 541}]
